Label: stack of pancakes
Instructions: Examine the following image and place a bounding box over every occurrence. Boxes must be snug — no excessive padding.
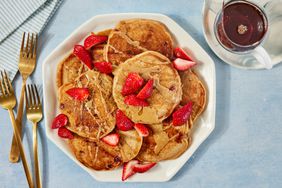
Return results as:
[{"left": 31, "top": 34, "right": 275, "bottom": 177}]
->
[{"left": 56, "top": 19, "right": 206, "bottom": 170}]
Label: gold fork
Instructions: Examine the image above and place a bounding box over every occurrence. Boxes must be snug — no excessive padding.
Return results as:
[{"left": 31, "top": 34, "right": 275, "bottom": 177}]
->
[
  {"left": 0, "top": 70, "right": 34, "bottom": 188},
  {"left": 10, "top": 32, "right": 38, "bottom": 163},
  {"left": 26, "top": 84, "right": 43, "bottom": 188}
]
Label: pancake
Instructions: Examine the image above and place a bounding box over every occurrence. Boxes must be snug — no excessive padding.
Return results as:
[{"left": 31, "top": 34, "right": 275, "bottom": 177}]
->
[
  {"left": 105, "top": 19, "right": 174, "bottom": 66},
  {"left": 180, "top": 69, "right": 207, "bottom": 123},
  {"left": 56, "top": 53, "right": 87, "bottom": 88},
  {"left": 57, "top": 45, "right": 107, "bottom": 88},
  {"left": 137, "top": 70, "right": 206, "bottom": 162},
  {"left": 69, "top": 129, "right": 142, "bottom": 170},
  {"left": 69, "top": 134, "right": 122, "bottom": 170},
  {"left": 136, "top": 122, "right": 191, "bottom": 162},
  {"left": 112, "top": 51, "right": 182, "bottom": 124},
  {"left": 59, "top": 70, "right": 117, "bottom": 140},
  {"left": 57, "top": 30, "right": 110, "bottom": 88},
  {"left": 116, "top": 19, "right": 174, "bottom": 59},
  {"left": 105, "top": 31, "right": 146, "bottom": 68},
  {"left": 118, "top": 130, "right": 143, "bottom": 162}
]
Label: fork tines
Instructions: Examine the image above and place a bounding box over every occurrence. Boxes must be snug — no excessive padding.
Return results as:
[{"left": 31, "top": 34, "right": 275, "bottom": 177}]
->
[
  {"left": 25, "top": 84, "right": 41, "bottom": 108},
  {"left": 25, "top": 84, "right": 40, "bottom": 108},
  {"left": 21, "top": 32, "right": 38, "bottom": 59},
  {"left": 0, "top": 70, "right": 14, "bottom": 96}
]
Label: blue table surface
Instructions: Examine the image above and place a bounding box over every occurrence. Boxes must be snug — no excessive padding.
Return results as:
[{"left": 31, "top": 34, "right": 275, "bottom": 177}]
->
[{"left": 1, "top": 0, "right": 282, "bottom": 187}]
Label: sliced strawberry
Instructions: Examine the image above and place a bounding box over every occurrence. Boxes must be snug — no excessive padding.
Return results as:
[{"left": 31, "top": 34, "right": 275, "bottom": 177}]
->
[
  {"left": 51, "top": 114, "right": 68, "bottom": 129},
  {"left": 136, "top": 79, "right": 154, "bottom": 100},
  {"left": 124, "top": 95, "right": 149, "bottom": 107},
  {"left": 84, "top": 34, "right": 108, "bottom": 50},
  {"left": 101, "top": 133, "right": 120, "bottom": 146},
  {"left": 122, "top": 73, "right": 144, "bottom": 96},
  {"left": 94, "top": 61, "right": 112, "bottom": 74},
  {"left": 134, "top": 123, "right": 149, "bottom": 137},
  {"left": 66, "top": 88, "right": 89, "bottom": 101},
  {"left": 173, "top": 58, "right": 196, "bottom": 71},
  {"left": 58, "top": 127, "right": 74, "bottom": 139},
  {"left": 73, "top": 45, "right": 93, "bottom": 69},
  {"left": 174, "top": 47, "right": 192, "bottom": 61},
  {"left": 122, "top": 160, "right": 139, "bottom": 181},
  {"left": 133, "top": 162, "right": 156, "bottom": 173},
  {"left": 172, "top": 102, "right": 193, "bottom": 126},
  {"left": 116, "top": 110, "right": 134, "bottom": 131}
]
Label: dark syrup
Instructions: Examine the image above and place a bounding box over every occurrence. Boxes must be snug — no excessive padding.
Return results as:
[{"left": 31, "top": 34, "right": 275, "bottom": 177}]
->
[{"left": 218, "top": 1, "right": 267, "bottom": 50}]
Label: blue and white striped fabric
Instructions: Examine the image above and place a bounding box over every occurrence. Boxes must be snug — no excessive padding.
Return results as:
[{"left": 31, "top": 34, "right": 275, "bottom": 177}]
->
[{"left": 0, "top": 0, "right": 63, "bottom": 80}]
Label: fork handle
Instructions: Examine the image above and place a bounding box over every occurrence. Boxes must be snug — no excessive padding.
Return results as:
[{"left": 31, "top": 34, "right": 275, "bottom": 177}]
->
[
  {"left": 33, "top": 122, "right": 41, "bottom": 188},
  {"left": 9, "top": 81, "right": 26, "bottom": 163},
  {"left": 8, "top": 109, "right": 34, "bottom": 188}
]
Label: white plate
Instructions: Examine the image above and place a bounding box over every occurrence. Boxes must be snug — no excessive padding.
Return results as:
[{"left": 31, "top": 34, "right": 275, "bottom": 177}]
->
[{"left": 42, "top": 13, "right": 216, "bottom": 182}]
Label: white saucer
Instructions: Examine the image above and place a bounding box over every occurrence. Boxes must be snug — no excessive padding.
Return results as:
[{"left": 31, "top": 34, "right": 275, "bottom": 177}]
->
[{"left": 202, "top": 0, "right": 282, "bottom": 69}]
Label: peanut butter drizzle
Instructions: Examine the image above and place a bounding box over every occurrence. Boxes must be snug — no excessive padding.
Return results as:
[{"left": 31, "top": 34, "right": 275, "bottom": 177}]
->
[
  {"left": 88, "top": 145, "right": 93, "bottom": 159},
  {"left": 78, "top": 64, "right": 84, "bottom": 75},
  {"left": 93, "top": 146, "right": 99, "bottom": 163},
  {"left": 91, "top": 74, "right": 111, "bottom": 139},
  {"left": 79, "top": 103, "right": 83, "bottom": 122}
]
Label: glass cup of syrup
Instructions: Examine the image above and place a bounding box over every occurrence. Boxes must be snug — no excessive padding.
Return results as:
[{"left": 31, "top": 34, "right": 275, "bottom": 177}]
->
[{"left": 214, "top": 0, "right": 273, "bottom": 69}]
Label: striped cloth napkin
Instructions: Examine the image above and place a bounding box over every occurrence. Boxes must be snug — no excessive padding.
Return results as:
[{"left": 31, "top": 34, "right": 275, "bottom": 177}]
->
[{"left": 0, "top": 0, "right": 63, "bottom": 80}]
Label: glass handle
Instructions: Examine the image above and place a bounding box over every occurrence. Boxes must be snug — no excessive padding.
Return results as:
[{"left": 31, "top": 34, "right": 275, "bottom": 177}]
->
[
  {"left": 205, "top": 0, "right": 223, "bottom": 14},
  {"left": 263, "top": 0, "right": 282, "bottom": 23},
  {"left": 263, "top": 0, "right": 279, "bottom": 9},
  {"left": 252, "top": 46, "right": 273, "bottom": 69}
]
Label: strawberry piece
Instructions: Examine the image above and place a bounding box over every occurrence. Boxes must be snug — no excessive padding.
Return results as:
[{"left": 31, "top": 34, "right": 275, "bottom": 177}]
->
[
  {"left": 133, "top": 162, "right": 156, "bottom": 173},
  {"left": 66, "top": 88, "right": 89, "bottom": 101},
  {"left": 172, "top": 102, "right": 193, "bottom": 126},
  {"left": 116, "top": 110, "right": 134, "bottom": 131},
  {"left": 51, "top": 114, "right": 68, "bottom": 129},
  {"left": 134, "top": 123, "right": 149, "bottom": 137},
  {"left": 122, "top": 160, "right": 139, "bottom": 181},
  {"left": 173, "top": 58, "right": 196, "bottom": 71},
  {"left": 73, "top": 45, "right": 93, "bottom": 69},
  {"left": 84, "top": 34, "right": 108, "bottom": 50},
  {"left": 58, "top": 127, "right": 74, "bottom": 139},
  {"left": 124, "top": 95, "right": 149, "bottom": 107},
  {"left": 94, "top": 61, "right": 112, "bottom": 74},
  {"left": 101, "top": 133, "right": 120, "bottom": 146},
  {"left": 121, "top": 73, "right": 144, "bottom": 96},
  {"left": 174, "top": 47, "right": 192, "bottom": 61},
  {"left": 136, "top": 79, "right": 154, "bottom": 100}
]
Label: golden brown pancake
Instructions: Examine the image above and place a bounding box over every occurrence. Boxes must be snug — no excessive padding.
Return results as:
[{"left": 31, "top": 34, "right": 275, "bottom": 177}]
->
[
  {"left": 112, "top": 51, "right": 182, "bottom": 124},
  {"left": 69, "top": 129, "right": 142, "bottom": 170},
  {"left": 57, "top": 44, "right": 107, "bottom": 88},
  {"left": 137, "top": 69, "right": 206, "bottom": 162},
  {"left": 56, "top": 53, "right": 87, "bottom": 88},
  {"left": 105, "top": 31, "right": 146, "bottom": 68},
  {"left": 117, "top": 130, "right": 143, "bottom": 162},
  {"left": 105, "top": 19, "right": 174, "bottom": 66},
  {"left": 116, "top": 19, "right": 174, "bottom": 59},
  {"left": 136, "top": 122, "right": 191, "bottom": 162},
  {"left": 180, "top": 69, "right": 207, "bottom": 123},
  {"left": 69, "top": 134, "right": 122, "bottom": 170},
  {"left": 59, "top": 70, "right": 117, "bottom": 140},
  {"left": 57, "top": 30, "right": 110, "bottom": 88}
]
